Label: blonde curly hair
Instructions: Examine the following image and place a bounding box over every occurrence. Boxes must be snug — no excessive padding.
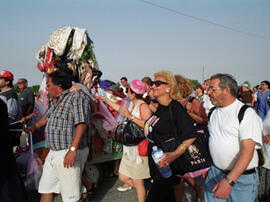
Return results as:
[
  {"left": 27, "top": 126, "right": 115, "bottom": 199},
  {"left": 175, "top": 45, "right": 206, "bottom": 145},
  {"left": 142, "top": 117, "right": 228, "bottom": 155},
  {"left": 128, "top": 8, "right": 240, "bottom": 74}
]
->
[
  {"left": 174, "top": 74, "right": 193, "bottom": 99},
  {"left": 154, "top": 71, "right": 182, "bottom": 102}
]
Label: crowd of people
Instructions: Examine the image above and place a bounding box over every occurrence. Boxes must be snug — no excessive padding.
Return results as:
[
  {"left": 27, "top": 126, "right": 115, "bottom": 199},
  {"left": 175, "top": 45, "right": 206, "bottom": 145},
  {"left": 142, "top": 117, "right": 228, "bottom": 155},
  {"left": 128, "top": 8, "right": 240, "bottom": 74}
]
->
[{"left": 0, "top": 68, "right": 270, "bottom": 202}]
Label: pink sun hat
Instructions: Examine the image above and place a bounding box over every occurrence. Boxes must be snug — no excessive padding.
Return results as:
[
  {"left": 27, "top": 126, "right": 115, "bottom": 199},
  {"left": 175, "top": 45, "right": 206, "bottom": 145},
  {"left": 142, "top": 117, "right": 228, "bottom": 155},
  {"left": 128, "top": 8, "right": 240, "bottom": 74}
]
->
[{"left": 130, "top": 79, "right": 147, "bottom": 95}]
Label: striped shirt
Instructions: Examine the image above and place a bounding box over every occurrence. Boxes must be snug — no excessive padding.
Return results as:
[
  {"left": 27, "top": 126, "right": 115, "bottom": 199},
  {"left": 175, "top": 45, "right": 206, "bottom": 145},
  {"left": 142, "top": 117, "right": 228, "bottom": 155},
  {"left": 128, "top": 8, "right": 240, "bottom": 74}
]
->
[{"left": 45, "top": 90, "right": 91, "bottom": 151}]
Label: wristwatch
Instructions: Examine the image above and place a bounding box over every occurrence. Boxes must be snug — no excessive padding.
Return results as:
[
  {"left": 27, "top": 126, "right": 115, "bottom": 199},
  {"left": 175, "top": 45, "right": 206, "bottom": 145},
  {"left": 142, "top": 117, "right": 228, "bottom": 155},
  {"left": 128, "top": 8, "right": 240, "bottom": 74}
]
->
[
  {"left": 70, "top": 146, "right": 77, "bottom": 151},
  {"left": 225, "top": 176, "right": 235, "bottom": 187}
]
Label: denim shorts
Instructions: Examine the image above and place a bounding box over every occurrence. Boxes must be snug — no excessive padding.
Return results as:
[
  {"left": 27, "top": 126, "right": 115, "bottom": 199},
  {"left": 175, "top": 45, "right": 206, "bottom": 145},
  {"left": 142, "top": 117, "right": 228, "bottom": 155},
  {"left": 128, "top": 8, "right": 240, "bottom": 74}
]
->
[{"left": 204, "top": 165, "right": 259, "bottom": 202}]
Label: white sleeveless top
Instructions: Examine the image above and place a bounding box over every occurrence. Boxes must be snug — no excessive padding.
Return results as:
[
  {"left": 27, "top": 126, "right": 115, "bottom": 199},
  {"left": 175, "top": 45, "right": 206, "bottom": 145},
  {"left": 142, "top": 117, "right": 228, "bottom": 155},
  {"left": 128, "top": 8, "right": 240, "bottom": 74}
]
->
[{"left": 123, "top": 100, "right": 145, "bottom": 164}]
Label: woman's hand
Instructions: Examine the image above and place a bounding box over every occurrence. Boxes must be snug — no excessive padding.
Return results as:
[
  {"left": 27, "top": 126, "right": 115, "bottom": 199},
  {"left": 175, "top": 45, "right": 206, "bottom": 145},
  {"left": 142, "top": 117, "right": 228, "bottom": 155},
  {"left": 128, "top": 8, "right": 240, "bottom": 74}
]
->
[
  {"left": 70, "top": 85, "right": 81, "bottom": 92},
  {"left": 20, "top": 117, "right": 27, "bottom": 124},
  {"left": 158, "top": 138, "right": 195, "bottom": 168},
  {"left": 158, "top": 152, "right": 178, "bottom": 168},
  {"left": 120, "top": 107, "right": 132, "bottom": 119}
]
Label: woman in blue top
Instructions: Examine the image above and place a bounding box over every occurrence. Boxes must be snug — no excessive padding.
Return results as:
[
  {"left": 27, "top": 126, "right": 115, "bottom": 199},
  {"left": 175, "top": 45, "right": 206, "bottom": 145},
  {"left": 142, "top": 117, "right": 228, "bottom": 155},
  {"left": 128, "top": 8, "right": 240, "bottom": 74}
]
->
[{"left": 255, "top": 80, "right": 270, "bottom": 120}]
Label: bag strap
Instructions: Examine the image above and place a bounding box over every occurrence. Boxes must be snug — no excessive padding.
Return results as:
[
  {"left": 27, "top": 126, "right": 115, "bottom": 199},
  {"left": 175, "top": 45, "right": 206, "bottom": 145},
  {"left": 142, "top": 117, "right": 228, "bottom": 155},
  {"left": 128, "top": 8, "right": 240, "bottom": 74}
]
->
[
  {"left": 154, "top": 104, "right": 179, "bottom": 151},
  {"left": 208, "top": 106, "right": 216, "bottom": 120},
  {"left": 168, "top": 104, "right": 179, "bottom": 140},
  {"left": 150, "top": 105, "right": 178, "bottom": 149},
  {"left": 238, "top": 105, "right": 250, "bottom": 123},
  {"left": 208, "top": 105, "right": 250, "bottom": 124}
]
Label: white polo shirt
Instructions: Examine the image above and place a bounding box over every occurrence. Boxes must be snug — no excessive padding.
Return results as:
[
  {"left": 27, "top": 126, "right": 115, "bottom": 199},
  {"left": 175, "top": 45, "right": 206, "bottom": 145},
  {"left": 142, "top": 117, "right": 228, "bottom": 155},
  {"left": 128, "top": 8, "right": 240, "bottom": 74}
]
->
[{"left": 208, "top": 99, "right": 263, "bottom": 170}]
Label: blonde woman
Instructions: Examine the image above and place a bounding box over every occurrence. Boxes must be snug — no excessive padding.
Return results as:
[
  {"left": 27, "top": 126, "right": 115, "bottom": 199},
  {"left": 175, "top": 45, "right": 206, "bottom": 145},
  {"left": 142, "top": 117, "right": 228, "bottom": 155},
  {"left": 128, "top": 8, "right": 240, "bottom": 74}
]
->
[{"left": 144, "top": 71, "right": 197, "bottom": 202}]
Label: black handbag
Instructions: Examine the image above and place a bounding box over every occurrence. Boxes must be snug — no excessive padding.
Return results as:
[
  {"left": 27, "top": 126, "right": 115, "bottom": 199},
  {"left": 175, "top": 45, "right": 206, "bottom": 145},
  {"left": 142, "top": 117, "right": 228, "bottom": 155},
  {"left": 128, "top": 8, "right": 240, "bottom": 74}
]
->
[
  {"left": 159, "top": 105, "right": 212, "bottom": 177},
  {"left": 115, "top": 120, "right": 145, "bottom": 146}
]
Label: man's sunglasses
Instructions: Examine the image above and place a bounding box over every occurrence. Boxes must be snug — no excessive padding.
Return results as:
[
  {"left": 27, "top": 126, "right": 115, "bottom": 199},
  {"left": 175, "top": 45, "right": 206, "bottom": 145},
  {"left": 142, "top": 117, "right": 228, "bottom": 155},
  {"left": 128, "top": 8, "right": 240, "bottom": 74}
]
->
[{"left": 151, "top": 80, "right": 168, "bottom": 87}]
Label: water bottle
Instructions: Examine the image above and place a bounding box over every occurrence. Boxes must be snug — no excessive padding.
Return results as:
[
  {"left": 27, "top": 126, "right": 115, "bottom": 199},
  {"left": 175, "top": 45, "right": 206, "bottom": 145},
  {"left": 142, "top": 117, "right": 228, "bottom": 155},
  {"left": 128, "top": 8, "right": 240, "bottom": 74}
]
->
[
  {"left": 115, "top": 97, "right": 130, "bottom": 124},
  {"left": 152, "top": 146, "right": 172, "bottom": 178}
]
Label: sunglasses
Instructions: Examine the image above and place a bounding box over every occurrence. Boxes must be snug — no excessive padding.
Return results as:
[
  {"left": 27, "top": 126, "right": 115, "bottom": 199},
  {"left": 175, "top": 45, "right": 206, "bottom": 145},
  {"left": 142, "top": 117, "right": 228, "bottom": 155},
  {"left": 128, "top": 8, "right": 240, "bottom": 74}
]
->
[{"left": 151, "top": 80, "right": 168, "bottom": 87}]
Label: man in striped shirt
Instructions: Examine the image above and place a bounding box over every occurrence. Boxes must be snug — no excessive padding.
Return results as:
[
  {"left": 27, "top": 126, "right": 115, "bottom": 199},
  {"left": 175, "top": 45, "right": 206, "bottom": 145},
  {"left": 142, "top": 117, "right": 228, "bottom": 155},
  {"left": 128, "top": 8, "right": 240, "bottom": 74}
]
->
[{"left": 28, "top": 69, "right": 91, "bottom": 202}]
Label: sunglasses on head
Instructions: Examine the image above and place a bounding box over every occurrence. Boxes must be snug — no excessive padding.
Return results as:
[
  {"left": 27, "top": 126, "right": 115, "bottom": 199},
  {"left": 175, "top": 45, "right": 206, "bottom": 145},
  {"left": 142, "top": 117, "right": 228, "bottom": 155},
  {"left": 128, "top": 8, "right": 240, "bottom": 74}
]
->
[{"left": 151, "top": 80, "right": 168, "bottom": 87}]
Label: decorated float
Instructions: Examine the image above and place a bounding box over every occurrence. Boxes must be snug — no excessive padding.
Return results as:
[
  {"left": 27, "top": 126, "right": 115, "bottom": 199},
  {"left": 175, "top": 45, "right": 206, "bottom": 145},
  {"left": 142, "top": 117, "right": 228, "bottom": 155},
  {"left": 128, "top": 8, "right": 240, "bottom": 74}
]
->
[{"left": 19, "top": 26, "right": 125, "bottom": 190}]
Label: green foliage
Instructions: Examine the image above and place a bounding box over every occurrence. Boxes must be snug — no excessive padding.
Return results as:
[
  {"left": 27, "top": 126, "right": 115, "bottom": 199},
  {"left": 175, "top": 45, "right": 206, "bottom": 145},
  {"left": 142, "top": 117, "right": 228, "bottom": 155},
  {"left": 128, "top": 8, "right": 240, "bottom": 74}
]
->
[
  {"left": 80, "top": 44, "right": 98, "bottom": 68},
  {"left": 14, "top": 84, "right": 40, "bottom": 94},
  {"left": 28, "top": 85, "right": 40, "bottom": 93},
  {"left": 14, "top": 84, "right": 20, "bottom": 93},
  {"left": 188, "top": 79, "right": 201, "bottom": 89}
]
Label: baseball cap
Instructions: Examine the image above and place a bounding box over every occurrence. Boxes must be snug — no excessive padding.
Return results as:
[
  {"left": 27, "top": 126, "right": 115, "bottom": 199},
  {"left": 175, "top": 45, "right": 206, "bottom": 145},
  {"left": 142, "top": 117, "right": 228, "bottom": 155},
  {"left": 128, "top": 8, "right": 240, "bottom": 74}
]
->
[
  {"left": 0, "top": 70, "right": 14, "bottom": 81},
  {"left": 242, "top": 83, "right": 250, "bottom": 88},
  {"left": 130, "top": 79, "right": 147, "bottom": 95}
]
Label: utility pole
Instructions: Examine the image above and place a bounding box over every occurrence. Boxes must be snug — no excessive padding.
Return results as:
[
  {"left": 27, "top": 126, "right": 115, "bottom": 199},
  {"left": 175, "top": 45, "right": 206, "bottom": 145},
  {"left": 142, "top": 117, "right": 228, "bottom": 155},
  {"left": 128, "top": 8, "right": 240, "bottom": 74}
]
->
[{"left": 202, "top": 65, "right": 205, "bottom": 83}]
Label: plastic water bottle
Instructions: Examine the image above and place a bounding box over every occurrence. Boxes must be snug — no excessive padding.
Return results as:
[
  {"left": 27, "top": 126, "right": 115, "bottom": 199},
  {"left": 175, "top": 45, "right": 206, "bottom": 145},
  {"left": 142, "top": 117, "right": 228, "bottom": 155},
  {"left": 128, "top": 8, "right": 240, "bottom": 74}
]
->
[
  {"left": 115, "top": 97, "right": 130, "bottom": 124},
  {"left": 152, "top": 146, "right": 172, "bottom": 178}
]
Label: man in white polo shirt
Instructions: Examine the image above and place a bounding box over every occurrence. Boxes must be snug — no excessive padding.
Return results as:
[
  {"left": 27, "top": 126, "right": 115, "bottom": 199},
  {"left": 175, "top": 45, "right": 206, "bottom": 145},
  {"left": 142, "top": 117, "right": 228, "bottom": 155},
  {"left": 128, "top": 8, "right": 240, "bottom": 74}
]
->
[{"left": 204, "top": 73, "right": 262, "bottom": 202}]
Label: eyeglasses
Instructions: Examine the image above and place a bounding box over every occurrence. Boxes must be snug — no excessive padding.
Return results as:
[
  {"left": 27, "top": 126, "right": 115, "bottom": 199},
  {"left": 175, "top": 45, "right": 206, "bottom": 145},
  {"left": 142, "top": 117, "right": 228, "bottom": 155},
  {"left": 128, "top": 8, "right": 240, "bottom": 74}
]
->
[
  {"left": 151, "top": 80, "right": 168, "bottom": 87},
  {"left": 208, "top": 87, "right": 223, "bottom": 93},
  {"left": 17, "top": 82, "right": 25, "bottom": 84}
]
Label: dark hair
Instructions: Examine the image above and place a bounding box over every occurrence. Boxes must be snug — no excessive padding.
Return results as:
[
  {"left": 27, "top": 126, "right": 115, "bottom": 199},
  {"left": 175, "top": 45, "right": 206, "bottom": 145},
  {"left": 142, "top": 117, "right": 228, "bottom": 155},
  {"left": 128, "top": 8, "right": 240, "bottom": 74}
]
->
[
  {"left": 141, "top": 77, "right": 153, "bottom": 104},
  {"left": 253, "top": 85, "right": 259, "bottom": 90},
  {"left": 120, "top": 77, "right": 127, "bottom": 81},
  {"left": 195, "top": 84, "right": 204, "bottom": 91},
  {"left": 141, "top": 77, "right": 152, "bottom": 86},
  {"left": 210, "top": 73, "right": 238, "bottom": 97},
  {"left": 18, "top": 78, "right": 27, "bottom": 83},
  {"left": 48, "top": 69, "right": 73, "bottom": 90},
  {"left": 261, "top": 80, "right": 270, "bottom": 89},
  {"left": 129, "top": 88, "right": 143, "bottom": 99},
  {"left": 129, "top": 87, "right": 151, "bottom": 104},
  {"left": 3, "top": 77, "right": 13, "bottom": 87}
]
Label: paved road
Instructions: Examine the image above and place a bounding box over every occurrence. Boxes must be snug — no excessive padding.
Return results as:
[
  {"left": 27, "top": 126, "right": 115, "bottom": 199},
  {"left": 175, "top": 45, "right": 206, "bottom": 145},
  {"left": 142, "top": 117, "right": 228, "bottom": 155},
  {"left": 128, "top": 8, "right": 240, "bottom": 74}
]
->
[{"left": 27, "top": 176, "right": 205, "bottom": 202}]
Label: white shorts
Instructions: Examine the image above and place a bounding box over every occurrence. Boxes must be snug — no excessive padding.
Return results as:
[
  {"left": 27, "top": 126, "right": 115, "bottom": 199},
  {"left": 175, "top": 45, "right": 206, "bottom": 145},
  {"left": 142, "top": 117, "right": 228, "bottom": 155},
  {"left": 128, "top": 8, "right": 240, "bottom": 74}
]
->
[{"left": 38, "top": 147, "right": 89, "bottom": 202}]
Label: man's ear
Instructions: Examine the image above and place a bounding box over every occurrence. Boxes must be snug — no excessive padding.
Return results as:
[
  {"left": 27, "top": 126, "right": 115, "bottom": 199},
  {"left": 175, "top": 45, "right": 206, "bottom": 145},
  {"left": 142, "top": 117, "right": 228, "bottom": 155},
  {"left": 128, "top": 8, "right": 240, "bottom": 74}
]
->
[{"left": 224, "top": 87, "right": 231, "bottom": 95}]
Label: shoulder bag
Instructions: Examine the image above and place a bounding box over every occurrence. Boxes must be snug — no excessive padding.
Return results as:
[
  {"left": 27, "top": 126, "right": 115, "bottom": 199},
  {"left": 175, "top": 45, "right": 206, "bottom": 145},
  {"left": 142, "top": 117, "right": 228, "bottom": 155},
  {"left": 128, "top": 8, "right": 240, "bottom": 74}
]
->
[
  {"left": 114, "top": 120, "right": 145, "bottom": 146},
  {"left": 158, "top": 105, "right": 212, "bottom": 178}
]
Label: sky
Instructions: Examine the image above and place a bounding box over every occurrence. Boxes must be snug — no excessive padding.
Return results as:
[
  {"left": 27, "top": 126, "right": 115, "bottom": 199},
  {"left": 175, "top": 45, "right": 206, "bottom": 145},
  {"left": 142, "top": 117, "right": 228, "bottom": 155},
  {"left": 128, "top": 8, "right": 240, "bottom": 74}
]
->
[{"left": 0, "top": 0, "right": 269, "bottom": 87}]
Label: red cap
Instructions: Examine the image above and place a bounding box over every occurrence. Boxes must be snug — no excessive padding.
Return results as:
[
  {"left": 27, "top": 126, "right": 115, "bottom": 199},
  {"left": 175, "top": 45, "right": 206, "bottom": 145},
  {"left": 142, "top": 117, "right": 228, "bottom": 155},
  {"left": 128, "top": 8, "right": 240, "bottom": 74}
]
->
[{"left": 0, "top": 70, "right": 14, "bottom": 81}]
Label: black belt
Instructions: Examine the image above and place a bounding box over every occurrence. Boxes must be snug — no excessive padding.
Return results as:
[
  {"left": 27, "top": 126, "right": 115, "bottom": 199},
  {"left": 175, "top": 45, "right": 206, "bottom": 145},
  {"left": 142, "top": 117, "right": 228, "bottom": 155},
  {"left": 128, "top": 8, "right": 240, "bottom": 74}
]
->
[
  {"left": 222, "top": 168, "right": 256, "bottom": 175},
  {"left": 214, "top": 165, "right": 256, "bottom": 175}
]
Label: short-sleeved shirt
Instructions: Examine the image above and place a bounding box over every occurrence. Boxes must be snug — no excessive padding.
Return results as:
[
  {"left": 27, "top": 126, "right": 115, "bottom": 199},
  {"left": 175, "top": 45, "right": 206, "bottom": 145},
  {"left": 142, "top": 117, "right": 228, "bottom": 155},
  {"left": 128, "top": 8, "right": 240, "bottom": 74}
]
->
[
  {"left": 18, "top": 88, "right": 35, "bottom": 117},
  {"left": 255, "top": 90, "right": 270, "bottom": 120},
  {"left": 208, "top": 99, "right": 262, "bottom": 170},
  {"left": 45, "top": 90, "right": 91, "bottom": 151},
  {"left": 144, "top": 99, "right": 198, "bottom": 180}
]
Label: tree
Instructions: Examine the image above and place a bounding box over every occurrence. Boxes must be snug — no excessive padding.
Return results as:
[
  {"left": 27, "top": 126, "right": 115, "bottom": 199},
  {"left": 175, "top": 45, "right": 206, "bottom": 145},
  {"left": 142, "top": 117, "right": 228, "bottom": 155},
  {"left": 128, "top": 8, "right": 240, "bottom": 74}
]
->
[
  {"left": 14, "top": 84, "right": 40, "bottom": 94},
  {"left": 14, "top": 84, "right": 20, "bottom": 93},
  {"left": 29, "top": 85, "right": 40, "bottom": 93},
  {"left": 188, "top": 79, "right": 201, "bottom": 89}
]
